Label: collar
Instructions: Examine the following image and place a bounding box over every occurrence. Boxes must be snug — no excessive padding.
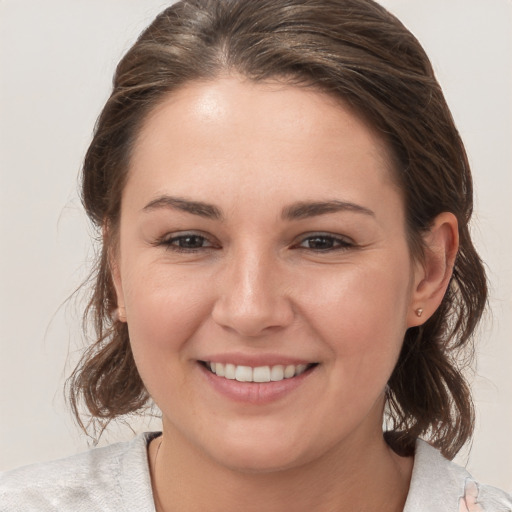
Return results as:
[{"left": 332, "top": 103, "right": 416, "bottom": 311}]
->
[{"left": 403, "top": 439, "right": 471, "bottom": 512}]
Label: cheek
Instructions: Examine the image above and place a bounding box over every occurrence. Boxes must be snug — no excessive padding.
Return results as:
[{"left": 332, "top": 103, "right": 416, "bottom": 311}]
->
[
  {"left": 121, "top": 263, "right": 214, "bottom": 363},
  {"left": 293, "top": 263, "right": 413, "bottom": 429},
  {"left": 299, "top": 260, "right": 413, "bottom": 368},
  {"left": 120, "top": 266, "right": 218, "bottom": 412}
]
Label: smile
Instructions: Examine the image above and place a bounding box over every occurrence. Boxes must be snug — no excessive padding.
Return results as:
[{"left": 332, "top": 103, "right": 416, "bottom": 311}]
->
[{"left": 204, "top": 362, "right": 316, "bottom": 382}]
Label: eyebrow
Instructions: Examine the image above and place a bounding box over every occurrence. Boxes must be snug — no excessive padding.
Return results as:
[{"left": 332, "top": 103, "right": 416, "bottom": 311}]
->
[
  {"left": 143, "top": 195, "right": 223, "bottom": 220},
  {"left": 142, "top": 195, "right": 374, "bottom": 221},
  {"left": 282, "top": 200, "right": 375, "bottom": 220}
]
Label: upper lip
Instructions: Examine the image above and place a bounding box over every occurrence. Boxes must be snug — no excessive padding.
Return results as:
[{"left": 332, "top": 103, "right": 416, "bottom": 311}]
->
[{"left": 198, "top": 353, "right": 317, "bottom": 367}]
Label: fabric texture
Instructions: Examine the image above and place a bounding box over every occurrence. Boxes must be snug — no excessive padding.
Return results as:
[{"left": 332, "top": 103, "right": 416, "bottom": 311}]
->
[{"left": 1, "top": 433, "right": 510, "bottom": 511}]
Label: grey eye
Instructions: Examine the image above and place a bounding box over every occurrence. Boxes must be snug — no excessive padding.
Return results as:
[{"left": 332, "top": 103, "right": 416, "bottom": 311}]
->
[
  {"left": 299, "top": 234, "right": 351, "bottom": 251},
  {"left": 305, "top": 236, "right": 336, "bottom": 250},
  {"left": 173, "top": 235, "right": 208, "bottom": 248}
]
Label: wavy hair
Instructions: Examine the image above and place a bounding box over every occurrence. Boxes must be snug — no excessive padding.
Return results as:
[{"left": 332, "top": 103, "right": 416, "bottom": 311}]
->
[{"left": 68, "top": 0, "right": 487, "bottom": 459}]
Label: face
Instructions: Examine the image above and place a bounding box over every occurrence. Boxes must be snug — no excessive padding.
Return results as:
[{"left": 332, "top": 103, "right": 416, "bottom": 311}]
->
[{"left": 113, "top": 77, "right": 422, "bottom": 472}]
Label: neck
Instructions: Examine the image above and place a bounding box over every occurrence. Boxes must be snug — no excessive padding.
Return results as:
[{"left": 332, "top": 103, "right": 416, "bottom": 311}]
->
[{"left": 149, "top": 424, "right": 413, "bottom": 512}]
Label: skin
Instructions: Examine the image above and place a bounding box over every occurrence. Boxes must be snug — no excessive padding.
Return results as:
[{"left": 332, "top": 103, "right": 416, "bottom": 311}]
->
[{"left": 112, "top": 77, "right": 458, "bottom": 512}]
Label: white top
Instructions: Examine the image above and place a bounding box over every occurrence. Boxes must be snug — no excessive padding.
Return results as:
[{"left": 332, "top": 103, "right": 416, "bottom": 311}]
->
[{"left": 1, "top": 432, "right": 510, "bottom": 511}]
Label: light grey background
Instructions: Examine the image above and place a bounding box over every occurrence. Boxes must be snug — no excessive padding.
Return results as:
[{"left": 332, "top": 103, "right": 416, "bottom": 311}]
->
[{"left": 1, "top": 0, "right": 511, "bottom": 490}]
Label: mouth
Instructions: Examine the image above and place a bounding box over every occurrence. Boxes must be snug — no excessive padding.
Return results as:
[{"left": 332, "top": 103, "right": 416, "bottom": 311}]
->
[{"left": 200, "top": 361, "right": 318, "bottom": 383}]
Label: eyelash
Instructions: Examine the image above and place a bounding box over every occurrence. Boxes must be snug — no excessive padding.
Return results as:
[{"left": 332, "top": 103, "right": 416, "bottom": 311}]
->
[
  {"left": 156, "top": 232, "right": 217, "bottom": 253},
  {"left": 156, "top": 231, "right": 354, "bottom": 254},
  {"left": 294, "top": 233, "right": 354, "bottom": 252}
]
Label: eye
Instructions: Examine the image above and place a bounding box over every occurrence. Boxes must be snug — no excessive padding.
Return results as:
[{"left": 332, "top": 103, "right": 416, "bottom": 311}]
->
[
  {"left": 296, "top": 233, "right": 353, "bottom": 252},
  {"left": 157, "top": 232, "right": 216, "bottom": 252}
]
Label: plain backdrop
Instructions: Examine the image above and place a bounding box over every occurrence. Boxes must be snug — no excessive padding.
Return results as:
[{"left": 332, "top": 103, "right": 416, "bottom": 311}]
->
[{"left": 1, "top": 0, "right": 511, "bottom": 490}]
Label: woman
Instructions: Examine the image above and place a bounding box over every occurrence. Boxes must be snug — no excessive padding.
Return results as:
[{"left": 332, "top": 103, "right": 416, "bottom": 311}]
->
[{"left": 1, "top": 0, "right": 510, "bottom": 510}]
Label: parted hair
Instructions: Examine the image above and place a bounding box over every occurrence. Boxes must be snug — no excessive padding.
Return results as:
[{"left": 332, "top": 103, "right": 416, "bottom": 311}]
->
[{"left": 69, "top": 0, "right": 487, "bottom": 459}]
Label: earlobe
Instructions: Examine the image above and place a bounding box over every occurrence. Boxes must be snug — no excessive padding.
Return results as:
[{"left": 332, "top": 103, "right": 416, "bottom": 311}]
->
[
  {"left": 104, "top": 222, "right": 127, "bottom": 323},
  {"left": 407, "top": 212, "right": 459, "bottom": 327},
  {"left": 111, "top": 306, "right": 126, "bottom": 323}
]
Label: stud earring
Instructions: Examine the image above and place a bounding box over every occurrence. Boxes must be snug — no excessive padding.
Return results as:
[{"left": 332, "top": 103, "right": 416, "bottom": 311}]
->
[{"left": 415, "top": 308, "right": 423, "bottom": 317}]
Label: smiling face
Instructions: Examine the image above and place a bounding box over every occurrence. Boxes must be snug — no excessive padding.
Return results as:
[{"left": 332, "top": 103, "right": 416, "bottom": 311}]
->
[{"left": 112, "top": 77, "right": 423, "bottom": 472}]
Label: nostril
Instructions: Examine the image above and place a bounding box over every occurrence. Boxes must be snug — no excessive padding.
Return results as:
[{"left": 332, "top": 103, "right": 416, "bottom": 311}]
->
[{"left": 211, "top": 294, "right": 294, "bottom": 337}]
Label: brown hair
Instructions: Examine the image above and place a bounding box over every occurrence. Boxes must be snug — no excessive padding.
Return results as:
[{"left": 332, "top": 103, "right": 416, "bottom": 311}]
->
[{"left": 68, "top": 0, "right": 487, "bottom": 459}]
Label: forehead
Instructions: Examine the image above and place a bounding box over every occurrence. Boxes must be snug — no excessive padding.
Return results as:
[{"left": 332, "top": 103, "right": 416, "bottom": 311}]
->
[{"left": 126, "top": 77, "right": 400, "bottom": 214}]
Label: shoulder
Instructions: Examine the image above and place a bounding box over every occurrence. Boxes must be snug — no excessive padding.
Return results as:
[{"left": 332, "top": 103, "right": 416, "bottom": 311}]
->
[
  {"left": 0, "top": 432, "right": 159, "bottom": 512},
  {"left": 404, "top": 439, "right": 512, "bottom": 512}
]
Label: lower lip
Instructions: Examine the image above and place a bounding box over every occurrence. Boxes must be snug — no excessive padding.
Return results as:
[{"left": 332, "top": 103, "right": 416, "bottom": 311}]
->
[{"left": 198, "top": 363, "right": 316, "bottom": 405}]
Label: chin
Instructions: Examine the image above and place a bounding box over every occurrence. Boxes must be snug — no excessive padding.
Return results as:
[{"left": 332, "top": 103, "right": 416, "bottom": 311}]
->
[
  {"left": 211, "top": 443, "right": 305, "bottom": 474},
  {"left": 196, "top": 424, "right": 322, "bottom": 474}
]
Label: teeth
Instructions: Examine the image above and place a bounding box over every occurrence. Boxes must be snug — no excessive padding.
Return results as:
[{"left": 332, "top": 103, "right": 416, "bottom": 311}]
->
[
  {"left": 235, "top": 365, "right": 252, "bottom": 382},
  {"left": 296, "top": 364, "right": 307, "bottom": 375},
  {"left": 215, "top": 363, "right": 225, "bottom": 377},
  {"left": 225, "top": 363, "right": 236, "bottom": 380},
  {"left": 284, "top": 365, "right": 295, "bottom": 378},
  {"left": 207, "top": 362, "right": 312, "bottom": 382},
  {"left": 270, "top": 365, "right": 284, "bottom": 381},
  {"left": 253, "top": 366, "right": 271, "bottom": 383}
]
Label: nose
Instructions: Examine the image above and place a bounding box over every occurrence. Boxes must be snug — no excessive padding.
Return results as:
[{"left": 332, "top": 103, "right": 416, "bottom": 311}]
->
[{"left": 211, "top": 248, "right": 294, "bottom": 337}]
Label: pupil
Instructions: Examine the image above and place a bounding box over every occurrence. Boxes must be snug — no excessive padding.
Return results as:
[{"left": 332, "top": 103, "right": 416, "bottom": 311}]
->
[
  {"left": 181, "top": 235, "right": 202, "bottom": 248},
  {"left": 309, "top": 237, "right": 332, "bottom": 249}
]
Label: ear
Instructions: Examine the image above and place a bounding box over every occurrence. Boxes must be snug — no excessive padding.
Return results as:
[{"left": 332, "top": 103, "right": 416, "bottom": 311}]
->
[
  {"left": 407, "top": 212, "right": 459, "bottom": 327},
  {"left": 104, "top": 222, "right": 127, "bottom": 323}
]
